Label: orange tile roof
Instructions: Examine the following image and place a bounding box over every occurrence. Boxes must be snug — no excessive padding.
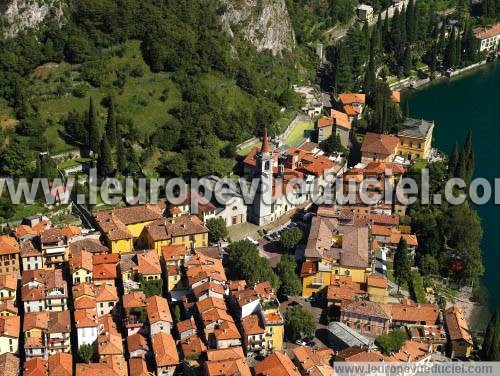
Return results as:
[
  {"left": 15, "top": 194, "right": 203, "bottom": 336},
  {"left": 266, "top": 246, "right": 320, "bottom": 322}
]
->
[
  {"left": 205, "top": 358, "right": 251, "bottom": 376},
  {"left": 382, "top": 301, "right": 439, "bottom": 325},
  {"left": 122, "top": 291, "right": 147, "bottom": 309},
  {"left": 0, "top": 235, "right": 20, "bottom": 255},
  {"left": 48, "top": 353, "right": 72, "bottom": 376},
  {"left": 23, "top": 358, "right": 48, "bottom": 376},
  {"left": 390, "top": 232, "right": 418, "bottom": 247},
  {"left": 206, "top": 347, "right": 245, "bottom": 361},
  {"left": 371, "top": 225, "right": 392, "bottom": 237},
  {"left": 336, "top": 347, "right": 386, "bottom": 362},
  {"left": 93, "top": 263, "right": 117, "bottom": 280},
  {"left": 23, "top": 312, "right": 49, "bottom": 332},
  {"left": 241, "top": 314, "right": 265, "bottom": 336},
  {"left": 180, "top": 334, "right": 207, "bottom": 358},
  {"left": 19, "top": 241, "right": 42, "bottom": 258},
  {"left": 96, "top": 284, "right": 118, "bottom": 302},
  {"left": 161, "top": 244, "right": 188, "bottom": 261},
  {"left": 367, "top": 275, "right": 388, "bottom": 289},
  {"left": 144, "top": 215, "right": 209, "bottom": 242},
  {"left": 339, "top": 93, "right": 366, "bottom": 105},
  {"left": 76, "top": 363, "right": 120, "bottom": 376},
  {"left": 361, "top": 132, "right": 400, "bottom": 155},
  {"left": 177, "top": 317, "right": 197, "bottom": 335},
  {"left": 317, "top": 117, "right": 333, "bottom": 129},
  {"left": 253, "top": 352, "right": 301, "bottom": 376},
  {"left": 0, "top": 300, "right": 18, "bottom": 315},
  {"left": 70, "top": 250, "right": 93, "bottom": 273},
  {"left": 152, "top": 332, "right": 179, "bottom": 367},
  {"left": 93, "top": 253, "right": 119, "bottom": 265},
  {"left": 128, "top": 358, "right": 149, "bottom": 376},
  {"left": 0, "top": 273, "right": 18, "bottom": 291},
  {"left": 98, "top": 331, "right": 123, "bottom": 356},
  {"left": 327, "top": 275, "right": 365, "bottom": 302},
  {"left": 196, "top": 297, "right": 227, "bottom": 314},
  {"left": 211, "top": 320, "right": 241, "bottom": 341},
  {"left": 48, "top": 310, "right": 71, "bottom": 334},
  {"left": 0, "top": 353, "right": 20, "bottom": 376},
  {"left": 127, "top": 333, "right": 149, "bottom": 354},
  {"left": 331, "top": 109, "right": 351, "bottom": 129},
  {"left": 385, "top": 340, "right": 431, "bottom": 362},
  {"left": 292, "top": 347, "right": 333, "bottom": 372},
  {"left": 146, "top": 295, "right": 172, "bottom": 324},
  {"left": 74, "top": 308, "right": 98, "bottom": 328},
  {"left": 69, "top": 239, "right": 109, "bottom": 254},
  {"left": 192, "top": 281, "right": 226, "bottom": 299},
  {"left": 137, "top": 250, "right": 161, "bottom": 275},
  {"left": 474, "top": 23, "right": 500, "bottom": 39},
  {"left": 0, "top": 315, "right": 20, "bottom": 338},
  {"left": 99, "top": 355, "right": 128, "bottom": 376},
  {"left": 341, "top": 300, "right": 390, "bottom": 320},
  {"left": 445, "top": 306, "right": 473, "bottom": 344}
]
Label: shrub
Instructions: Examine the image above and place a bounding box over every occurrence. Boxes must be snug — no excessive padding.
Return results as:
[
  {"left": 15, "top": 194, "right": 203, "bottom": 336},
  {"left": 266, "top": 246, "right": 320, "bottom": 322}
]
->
[
  {"left": 375, "top": 330, "right": 407, "bottom": 355},
  {"left": 409, "top": 269, "right": 427, "bottom": 303}
]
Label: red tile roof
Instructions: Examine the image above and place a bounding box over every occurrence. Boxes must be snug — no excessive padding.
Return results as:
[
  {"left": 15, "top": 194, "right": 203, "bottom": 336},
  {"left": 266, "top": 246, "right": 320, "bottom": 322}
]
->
[{"left": 361, "top": 132, "right": 400, "bottom": 155}]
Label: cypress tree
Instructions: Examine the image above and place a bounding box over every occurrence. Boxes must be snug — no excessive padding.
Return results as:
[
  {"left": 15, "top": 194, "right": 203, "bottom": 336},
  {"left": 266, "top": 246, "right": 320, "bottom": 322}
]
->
[
  {"left": 383, "top": 10, "right": 390, "bottom": 52},
  {"left": 444, "top": 28, "right": 457, "bottom": 69},
  {"left": 106, "top": 97, "right": 117, "bottom": 148},
  {"left": 406, "top": 0, "right": 416, "bottom": 43},
  {"left": 394, "top": 238, "right": 411, "bottom": 292},
  {"left": 364, "top": 56, "right": 376, "bottom": 96},
  {"left": 402, "top": 47, "right": 412, "bottom": 76},
  {"left": 455, "top": 148, "right": 466, "bottom": 180},
  {"left": 97, "top": 134, "right": 113, "bottom": 177},
  {"left": 87, "top": 97, "right": 100, "bottom": 153},
  {"left": 482, "top": 310, "right": 500, "bottom": 360},
  {"left": 454, "top": 33, "right": 462, "bottom": 67},
  {"left": 463, "top": 129, "right": 474, "bottom": 183},
  {"left": 116, "top": 127, "right": 126, "bottom": 174},
  {"left": 448, "top": 142, "right": 459, "bottom": 177},
  {"left": 334, "top": 43, "right": 353, "bottom": 92}
]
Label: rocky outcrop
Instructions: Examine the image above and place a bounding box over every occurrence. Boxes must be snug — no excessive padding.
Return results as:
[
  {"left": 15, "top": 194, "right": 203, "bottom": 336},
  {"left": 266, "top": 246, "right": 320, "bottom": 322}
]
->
[
  {"left": 221, "top": 0, "right": 295, "bottom": 56},
  {"left": 1, "top": 0, "right": 65, "bottom": 38}
]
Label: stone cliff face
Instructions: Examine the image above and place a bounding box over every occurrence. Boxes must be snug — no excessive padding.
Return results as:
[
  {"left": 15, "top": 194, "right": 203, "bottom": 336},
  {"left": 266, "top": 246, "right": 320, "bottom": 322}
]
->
[
  {"left": 221, "top": 0, "right": 295, "bottom": 56},
  {"left": 1, "top": 0, "right": 65, "bottom": 38}
]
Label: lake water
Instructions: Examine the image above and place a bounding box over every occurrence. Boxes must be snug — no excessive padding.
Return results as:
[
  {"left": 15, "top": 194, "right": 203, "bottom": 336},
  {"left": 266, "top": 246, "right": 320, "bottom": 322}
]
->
[{"left": 404, "top": 61, "right": 500, "bottom": 319}]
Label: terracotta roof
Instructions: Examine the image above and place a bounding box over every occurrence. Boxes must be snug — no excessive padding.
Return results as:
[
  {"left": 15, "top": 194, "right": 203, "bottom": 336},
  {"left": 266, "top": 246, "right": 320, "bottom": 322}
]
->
[
  {"left": 206, "top": 347, "right": 245, "bottom": 361},
  {"left": 93, "top": 253, "right": 119, "bottom": 265},
  {"left": 152, "top": 332, "right": 179, "bottom": 367},
  {"left": 96, "top": 284, "right": 118, "bottom": 302},
  {"left": 292, "top": 347, "right": 333, "bottom": 372},
  {"left": 128, "top": 358, "right": 149, "bottom": 376},
  {"left": 60, "top": 225, "right": 81, "bottom": 238},
  {"left": 336, "top": 346, "right": 386, "bottom": 362},
  {"left": 367, "top": 275, "right": 388, "bottom": 289},
  {"left": 253, "top": 352, "right": 301, "bottom": 376},
  {"left": 161, "top": 244, "right": 188, "bottom": 261},
  {"left": 445, "top": 306, "right": 473, "bottom": 344},
  {"left": 95, "top": 204, "right": 163, "bottom": 226},
  {"left": 180, "top": 334, "right": 207, "bottom": 358},
  {"left": 317, "top": 117, "right": 333, "bottom": 129},
  {"left": 201, "top": 308, "right": 234, "bottom": 328},
  {"left": 177, "top": 317, "right": 197, "bottom": 334},
  {"left": 331, "top": 109, "right": 351, "bottom": 129},
  {"left": 300, "top": 260, "right": 318, "bottom": 277},
  {"left": 48, "top": 310, "right": 71, "bottom": 334},
  {"left": 327, "top": 276, "right": 365, "bottom": 302},
  {"left": 205, "top": 358, "right": 251, "bottom": 376},
  {"left": 22, "top": 268, "right": 65, "bottom": 290},
  {"left": 382, "top": 301, "right": 439, "bottom": 325},
  {"left": 69, "top": 239, "right": 108, "bottom": 254},
  {"left": 143, "top": 215, "right": 208, "bottom": 242},
  {"left": 93, "top": 263, "right": 117, "bottom": 280},
  {"left": 196, "top": 297, "right": 227, "bottom": 314},
  {"left": 127, "top": 333, "right": 149, "bottom": 355},
  {"left": 123, "top": 291, "right": 147, "bottom": 309},
  {"left": 137, "top": 250, "right": 161, "bottom": 275},
  {"left": 23, "top": 312, "right": 49, "bottom": 332},
  {"left": 98, "top": 331, "right": 123, "bottom": 356},
  {"left": 75, "top": 363, "right": 120, "bottom": 376},
  {"left": 99, "top": 355, "right": 128, "bottom": 376},
  {"left": 23, "top": 358, "right": 48, "bottom": 376},
  {"left": 0, "top": 300, "right": 18, "bottom": 315},
  {"left": 385, "top": 340, "right": 431, "bottom": 362},
  {"left": 474, "top": 23, "right": 500, "bottom": 39},
  {"left": 390, "top": 232, "right": 418, "bottom": 247},
  {"left": 339, "top": 93, "right": 366, "bottom": 105},
  {"left": 0, "top": 353, "right": 20, "bottom": 376},
  {"left": 0, "top": 273, "right": 17, "bottom": 291},
  {"left": 20, "top": 241, "right": 42, "bottom": 258},
  {"left": 74, "top": 308, "right": 98, "bottom": 328},
  {"left": 361, "top": 132, "right": 400, "bottom": 155},
  {"left": 192, "top": 281, "right": 226, "bottom": 299},
  {"left": 73, "top": 283, "right": 96, "bottom": 309},
  {"left": 48, "top": 353, "right": 72, "bottom": 376},
  {"left": 70, "top": 250, "right": 93, "bottom": 273},
  {"left": 371, "top": 224, "right": 392, "bottom": 237},
  {"left": 40, "top": 228, "right": 64, "bottom": 244},
  {"left": 0, "top": 235, "right": 20, "bottom": 255},
  {"left": 341, "top": 300, "right": 390, "bottom": 320},
  {"left": 241, "top": 314, "right": 265, "bottom": 336},
  {"left": 343, "top": 104, "right": 362, "bottom": 117},
  {"left": 391, "top": 90, "right": 401, "bottom": 103},
  {"left": 147, "top": 295, "right": 172, "bottom": 324},
  {"left": 0, "top": 315, "right": 20, "bottom": 338}
]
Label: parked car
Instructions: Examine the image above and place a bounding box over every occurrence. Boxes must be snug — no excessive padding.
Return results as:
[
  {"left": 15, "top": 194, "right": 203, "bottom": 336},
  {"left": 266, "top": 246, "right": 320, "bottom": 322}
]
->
[
  {"left": 295, "top": 339, "right": 307, "bottom": 346},
  {"left": 306, "top": 341, "right": 316, "bottom": 347},
  {"left": 245, "top": 236, "right": 259, "bottom": 245}
]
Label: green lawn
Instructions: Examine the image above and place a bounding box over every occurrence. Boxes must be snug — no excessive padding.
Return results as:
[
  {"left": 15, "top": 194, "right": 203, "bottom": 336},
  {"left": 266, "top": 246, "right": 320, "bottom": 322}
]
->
[
  {"left": 237, "top": 141, "right": 261, "bottom": 157},
  {"left": 283, "top": 119, "right": 314, "bottom": 146}
]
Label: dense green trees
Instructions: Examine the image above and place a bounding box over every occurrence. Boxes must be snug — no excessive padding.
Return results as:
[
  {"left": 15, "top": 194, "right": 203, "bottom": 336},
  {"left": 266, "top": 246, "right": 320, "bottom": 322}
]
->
[
  {"left": 482, "top": 310, "right": 500, "bottom": 360},
  {"left": 322, "top": 133, "right": 348, "bottom": 155},
  {"left": 280, "top": 228, "right": 303, "bottom": 251},
  {"left": 393, "top": 238, "right": 411, "bottom": 291},
  {"left": 78, "top": 344, "right": 94, "bottom": 364},
  {"left": 227, "top": 240, "right": 280, "bottom": 289},
  {"left": 375, "top": 330, "right": 407, "bottom": 355},
  {"left": 206, "top": 217, "right": 228, "bottom": 243},
  {"left": 284, "top": 305, "right": 315, "bottom": 340},
  {"left": 276, "top": 255, "right": 302, "bottom": 296}
]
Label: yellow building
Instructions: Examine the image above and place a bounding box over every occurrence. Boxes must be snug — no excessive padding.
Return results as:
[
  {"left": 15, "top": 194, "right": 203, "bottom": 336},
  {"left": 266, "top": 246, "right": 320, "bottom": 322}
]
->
[
  {"left": 93, "top": 205, "right": 164, "bottom": 253},
  {"left": 69, "top": 250, "right": 93, "bottom": 285},
  {"left": 366, "top": 275, "right": 389, "bottom": 303},
  {"left": 0, "top": 236, "right": 20, "bottom": 276},
  {"left": 0, "top": 274, "right": 17, "bottom": 302},
  {"left": 139, "top": 215, "right": 209, "bottom": 253},
  {"left": 301, "top": 216, "right": 371, "bottom": 298},
  {"left": 262, "top": 310, "right": 284, "bottom": 352},
  {"left": 445, "top": 306, "right": 473, "bottom": 359},
  {"left": 397, "top": 118, "right": 434, "bottom": 161}
]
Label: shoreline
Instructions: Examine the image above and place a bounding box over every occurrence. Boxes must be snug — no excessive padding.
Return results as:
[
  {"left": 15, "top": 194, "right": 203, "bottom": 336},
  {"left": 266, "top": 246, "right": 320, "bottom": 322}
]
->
[{"left": 400, "top": 58, "right": 499, "bottom": 93}]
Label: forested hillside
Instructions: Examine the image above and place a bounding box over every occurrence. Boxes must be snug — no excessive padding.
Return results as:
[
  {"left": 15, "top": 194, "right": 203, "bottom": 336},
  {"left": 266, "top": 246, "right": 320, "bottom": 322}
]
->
[{"left": 0, "top": 0, "right": 306, "bottom": 181}]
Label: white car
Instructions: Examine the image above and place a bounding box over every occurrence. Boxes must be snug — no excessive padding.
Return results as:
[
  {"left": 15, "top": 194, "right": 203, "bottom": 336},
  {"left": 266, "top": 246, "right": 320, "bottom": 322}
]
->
[
  {"left": 295, "top": 339, "right": 307, "bottom": 346},
  {"left": 244, "top": 236, "right": 259, "bottom": 245}
]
